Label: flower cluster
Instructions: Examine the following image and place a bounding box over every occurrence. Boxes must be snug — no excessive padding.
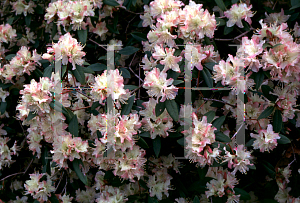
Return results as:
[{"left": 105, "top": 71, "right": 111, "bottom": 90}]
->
[
  {"left": 139, "top": 98, "right": 174, "bottom": 139},
  {"left": 45, "top": 0, "right": 95, "bottom": 31},
  {"left": 90, "top": 69, "right": 131, "bottom": 109},
  {"left": 223, "top": 145, "right": 253, "bottom": 175},
  {"left": 42, "top": 32, "right": 86, "bottom": 70},
  {"left": 181, "top": 113, "right": 219, "bottom": 167},
  {"left": 88, "top": 112, "right": 146, "bottom": 181},
  {"left": 250, "top": 124, "right": 280, "bottom": 152},
  {"left": 11, "top": 0, "right": 35, "bottom": 16},
  {"left": 0, "top": 23, "right": 17, "bottom": 43},
  {"left": 51, "top": 133, "right": 88, "bottom": 168},
  {"left": 205, "top": 167, "right": 239, "bottom": 202},
  {"left": 1, "top": 46, "right": 41, "bottom": 82},
  {"left": 224, "top": 3, "right": 254, "bottom": 28},
  {"left": 143, "top": 68, "right": 178, "bottom": 102},
  {"left": 0, "top": 134, "right": 19, "bottom": 170},
  {"left": 24, "top": 173, "right": 55, "bottom": 202}
]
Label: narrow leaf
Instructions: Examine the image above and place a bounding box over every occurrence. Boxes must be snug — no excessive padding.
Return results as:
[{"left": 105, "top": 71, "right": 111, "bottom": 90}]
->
[
  {"left": 212, "top": 116, "right": 226, "bottom": 130},
  {"left": 254, "top": 70, "right": 265, "bottom": 90},
  {"left": 136, "top": 137, "right": 149, "bottom": 149},
  {"left": 278, "top": 134, "right": 291, "bottom": 144},
  {"left": 201, "top": 67, "right": 213, "bottom": 88},
  {"left": 0, "top": 102, "right": 7, "bottom": 114},
  {"left": 72, "top": 65, "right": 86, "bottom": 85},
  {"left": 121, "top": 95, "right": 135, "bottom": 115},
  {"left": 119, "top": 67, "right": 131, "bottom": 78},
  {"left": 214, "top": 0, "right": 226, "bottom": 11},
  {"left": 68, "top": 115, "right": 79, "bottom": 137},
  {"left": 88, "top": 63, "right": 107, "bottom": 72},
  {"left": 72, "top": 158, "right": 88, "bottom": 185},
  {"left": 153, "top": 136, "right": 161, "bottom": 158},
  {"left": 165, "top": 99, "right": 179, "bottom": 122},
  {"left": 155, "top": 100, "right": 165, "bottom": 117},
  {"left": 215, "top": 131, "right": 231, "bottom": 143},
  {"left": 77, "top": 29, "right": 88, "bottom": 45},
  {"left": 257, "top": 106, "right": 275, "bottom": 120},
  {"left": 119, "top": 46, "right": 139, "bottom": 55},
  {"left": 273, "top": 110, "right": 282, "bottom": 133},
  {"left": 234, "top": 188, "right": 251, "bottom": 200},
  {"left": 103, "top": 0, "right": 120, "bottom": 6},
  {"left": 204, "top": 111, "right": 215, "bottom": 123},
  {"left": 224, "top": 25, "right": 234, "bottom": 35},
  {"left": 27, "top": 111, "right": 37, "bottom": 121}
]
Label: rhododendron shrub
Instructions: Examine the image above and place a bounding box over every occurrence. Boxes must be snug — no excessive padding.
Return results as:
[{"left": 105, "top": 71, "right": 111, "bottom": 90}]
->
[{"left": 0, "top": 0, "right": 300, "bottom": 202}]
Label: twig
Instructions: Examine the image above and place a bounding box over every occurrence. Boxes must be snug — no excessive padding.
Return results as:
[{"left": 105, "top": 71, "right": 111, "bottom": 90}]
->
[
  {"left": 0, "top": 158, "right": 33, "bottom": 182},
  {"left": 89, "top": 39, "right": 107, "bottom": 51},
  {"left": 55, "top": 171, "right": 64, "bottom": 192},
  {"left": 127, "top": 53, "right": 144, "bottom": 83},
  {"left": 130, "top": 84, "right": 144, "bottom": 94},
  {"left": 119, "top": 6, "right": 144, "bottom": 15},
  {"left": 74, "top": 89, "right": 93, "bottom": 101},
  {"left": 214, "top": 30, "right": 252, "bottom": 41},
  {"left": 202, "top": 98, "right": 236, "bottom": 108}
]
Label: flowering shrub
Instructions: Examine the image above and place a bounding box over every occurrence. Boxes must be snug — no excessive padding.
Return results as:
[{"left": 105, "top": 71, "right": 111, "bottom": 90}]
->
[{"left": 0, "top": 0, "right": 300, "bottom": 202}]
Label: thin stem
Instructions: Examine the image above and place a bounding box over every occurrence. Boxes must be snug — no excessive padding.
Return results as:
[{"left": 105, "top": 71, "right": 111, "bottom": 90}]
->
[
  {"left": 202, "top": 98, "right": 236, "bottom": 108},
  {"left": 89, "top": 39, "right": 107, "bottom": 51}
]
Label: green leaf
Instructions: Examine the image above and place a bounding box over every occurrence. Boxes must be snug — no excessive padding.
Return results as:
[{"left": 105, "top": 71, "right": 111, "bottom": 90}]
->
[
  {"left": 261, "top": 160, "right": 276, "bottom": 178},
  {"left": 139, "top": 131, "right": 151, "bottom": 138},
  {"left": 119, "top": 46, "right": 139, "bottom": 55},
  {"left": 43, "top": 64, "right": 53, "bottom": 79},
  {"left": 25, "top": 15, "right": 31, "bottom": 27},
  {"left": 153, "top": 136, "right": 161, "bottom": 158},
  {"left": 224, "top": 25, "right": 234, "bottom": 35},
  {"left": 165, "top": 99, "right": 179, "bottom": 122},
  {"left": 201, "top": 67, "right": 213, "bottom": 88},
  {"left": 204, "top": 62, "right": 217, "bottom": 71},
  {"left": 27, "top": 111, "right": 37, "bottom": 121},
  {"left": 121, "top": 95, "right": 135, "bottom": 115},
  {"left": 124, "top": 85, "right": 138, "bottom": 90},
  {"left": 215, "top": 131, "right": 231, "bottom": 143},
  {"left": 88, "top": 63, "right": 107, "bottom": 72},
  {"left": 136, "top": 137, "right": 149, "bottom": 149},
  {"left": 212, "top": 116, "right": 226, "bottom": 130},
  {"left": 51, "top": 22, "right": 57, "bottom": 39},
  {"left": 5, "top": 54, "right": 16, "bottom": 60},
  {"left": 173, "top": 80, "right": 184, "bottom": 85},
  {"left": 204, "top": 111, "right": 215, "bottom": 123},
  {"left": 0, "top": 102, "right": 7, "bottom": 114},
  {"left": 278, "top": 134, "right": 291, "bottom": 144},
  {"left": 131, "top": 32, "right": 147, "bottom": 41},
  {"left": 72, "top": 158, "right": 88, "bottom": 185},
  {"left": 32, "top": 68, "right": 44, "bottom": 80},
  {"left": 0, "top": 83, "right": 12, "bottom": 90},
  {"left": 254, "top": 70, "right": 265, "bottom": 90},
  {"left": 177, "top": 137, "right": 184, "bottom": 146},
  {"left": 261, "top": 85, "right": 278, "bottom": 101},
  {"left": 234, "top": 188, "right": 251, "bottom": 200},
  {"left": 290, "top": 3, "right": 300, "bottom": 10},
  {"left": 119, "top": 68, "right": 131, "bottom": 78},
  {"left": 193, "top": 196, "right": 201, "bottom": 203},
  {"left": 272, "top": 43, "right": 283, "bottom": 49},
  {"left": 273, "top": 110, "right": 282, "bottom": 133},
  {"left": 82, "top": 67, "right": 94, "bottom": 74},
  {"left": 103, "top": 0, "right": 120, "bottom": 6},
  {"left": 61, "top": 65, "right": 67, "bottom": 80},
  {"left": 7, "top": 17, "right": 14, "bottom": 25},
  {"left": 246, "top": 138, "right": 255, "bottom": 147},
  {"left": 68, "top": 115, "right": 79, "bottom": 137},
  {"left": 148, "top": 196, "right": 158, "bottom": 203},
  {"left": 155, "top": 100, "right": 165, "bottom": 117},
  {"left": 263, "top": 43, "right": 272, "bottom": 49},
  {"left": 231, "top": 0, "right": 239, "bottom": 3},
  {"left": 35, "top": 4, "right": 44, "bottom": 14},
  {"left": 72, "top": 65, "right": 86, "bottom": 85},
  {"left": 215, "top": 0, "right": 226, "bottom": 11},
  {"left": 91, "top": 102, "right": 101, "bottom": 111},
  {"left": 257, "top": 106, "right": 275, "bottom": 120},
  {"left": 216, "top": 17, "right": 226, "bottom": 26},
  {"left": 41, "top": 147, "right": 51, "bottom": 175},
  {"left": 48, "top": 193, "right": 60, "bottom": 203},
  {"left": 49, "top": 101, "right": 73, "bottom": 123}
]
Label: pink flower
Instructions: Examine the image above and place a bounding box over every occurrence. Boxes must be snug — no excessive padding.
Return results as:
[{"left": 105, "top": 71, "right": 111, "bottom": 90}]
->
[
  {"left": 224, "top": 3, "right": 254, "bottom": 28},
  {"left": 143, "top": 68, "right": 178, "bottom": 102}
]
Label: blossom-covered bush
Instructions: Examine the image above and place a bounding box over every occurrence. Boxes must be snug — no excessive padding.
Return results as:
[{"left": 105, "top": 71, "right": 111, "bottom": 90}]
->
[{"left": 0, "top": 0, "right": 300, "bottom": 202}]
